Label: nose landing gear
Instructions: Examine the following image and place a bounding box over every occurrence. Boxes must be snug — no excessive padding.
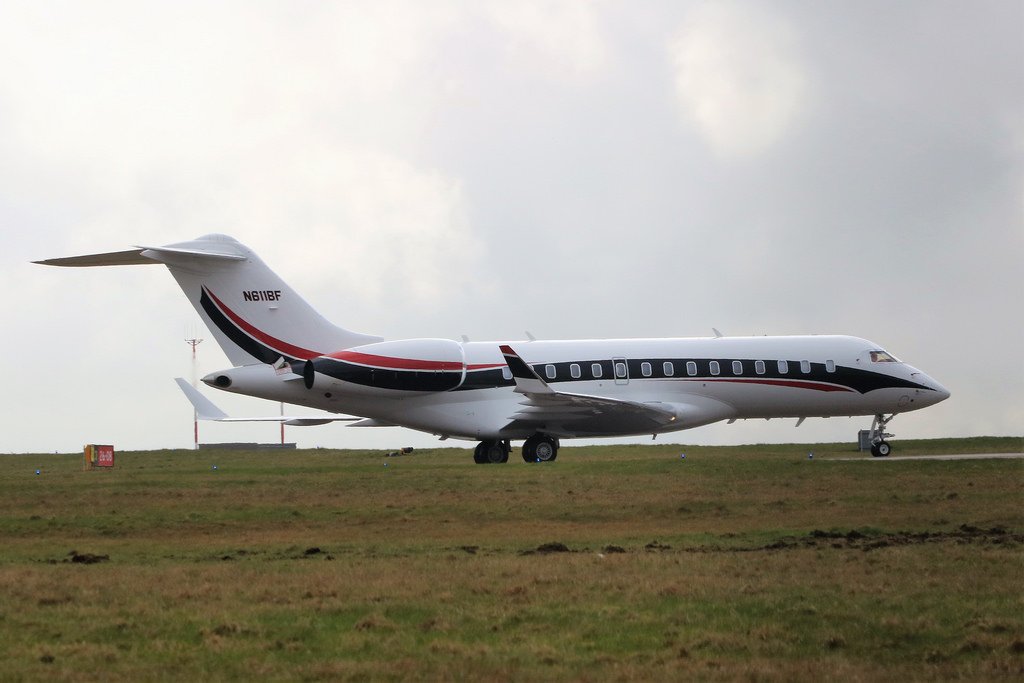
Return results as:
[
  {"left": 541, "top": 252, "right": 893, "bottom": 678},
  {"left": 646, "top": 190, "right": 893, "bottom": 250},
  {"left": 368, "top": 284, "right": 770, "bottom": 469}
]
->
[{"left": 869, "top": 413, "right": 895, "bottom": 457}]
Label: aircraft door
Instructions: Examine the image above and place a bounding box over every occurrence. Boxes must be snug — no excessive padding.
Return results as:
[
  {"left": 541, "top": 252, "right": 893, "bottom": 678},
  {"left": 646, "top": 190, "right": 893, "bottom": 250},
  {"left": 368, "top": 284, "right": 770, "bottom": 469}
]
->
[{"left": 613, "top": 357, "right": 629, "bottom": 385}]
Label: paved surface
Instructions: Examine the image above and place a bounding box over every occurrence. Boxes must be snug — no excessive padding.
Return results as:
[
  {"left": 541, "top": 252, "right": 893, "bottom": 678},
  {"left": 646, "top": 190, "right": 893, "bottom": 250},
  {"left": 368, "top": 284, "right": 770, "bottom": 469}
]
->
[{"left": 830, "top": 453, "right": 1023, "bottom": 462}]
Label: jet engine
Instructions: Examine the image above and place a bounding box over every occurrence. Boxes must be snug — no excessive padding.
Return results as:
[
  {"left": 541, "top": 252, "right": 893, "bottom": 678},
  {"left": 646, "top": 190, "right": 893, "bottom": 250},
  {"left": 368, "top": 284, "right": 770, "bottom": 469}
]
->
[{"left": 303, "top": 338, "right": 466, "bottom": 397}]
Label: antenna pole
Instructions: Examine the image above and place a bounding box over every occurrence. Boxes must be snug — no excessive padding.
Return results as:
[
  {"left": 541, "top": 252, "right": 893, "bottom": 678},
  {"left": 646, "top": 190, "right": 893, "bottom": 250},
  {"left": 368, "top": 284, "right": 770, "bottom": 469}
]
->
[{"left": 185, "top": 332, "right": 204, "bottom": 450}]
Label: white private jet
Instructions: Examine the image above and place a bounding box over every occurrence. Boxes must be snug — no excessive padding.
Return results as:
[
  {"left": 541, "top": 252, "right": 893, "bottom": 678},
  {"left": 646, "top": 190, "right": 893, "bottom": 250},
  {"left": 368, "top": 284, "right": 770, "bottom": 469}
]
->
[{"left": 36, "top": 234, "right": 949, "bottom": 463}]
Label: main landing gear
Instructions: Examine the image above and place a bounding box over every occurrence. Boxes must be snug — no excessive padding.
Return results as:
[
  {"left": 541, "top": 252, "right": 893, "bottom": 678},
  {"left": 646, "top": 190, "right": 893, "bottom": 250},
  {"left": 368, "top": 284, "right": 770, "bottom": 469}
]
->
[
  {"left": 869, "top": 413, "right": 895, "bottom": 457},
  {"left": 522, "top": 434, "right": 559, "bottom": 463},
  {"left": 473, "top": 440, "right": 509, "bottom": 464},
  {"left": 471, "top": 434, "right": 560, "bottom": 464}
]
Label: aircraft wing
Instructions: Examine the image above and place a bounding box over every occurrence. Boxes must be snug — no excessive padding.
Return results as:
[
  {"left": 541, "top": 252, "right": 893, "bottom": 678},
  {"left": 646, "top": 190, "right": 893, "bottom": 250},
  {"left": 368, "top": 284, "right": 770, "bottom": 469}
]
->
[
  {"left": 174, "top": 378, "right": 359, "bottom": 426},
  {"left": 497, "top": 345, "right": 681, "bottom": 436}
]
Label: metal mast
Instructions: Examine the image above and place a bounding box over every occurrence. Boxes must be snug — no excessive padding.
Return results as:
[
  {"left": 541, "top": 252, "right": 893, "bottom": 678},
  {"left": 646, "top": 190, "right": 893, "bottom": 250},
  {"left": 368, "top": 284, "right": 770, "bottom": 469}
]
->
[{"left": 185, "top": 332, "right": 203, "bottom": 450}]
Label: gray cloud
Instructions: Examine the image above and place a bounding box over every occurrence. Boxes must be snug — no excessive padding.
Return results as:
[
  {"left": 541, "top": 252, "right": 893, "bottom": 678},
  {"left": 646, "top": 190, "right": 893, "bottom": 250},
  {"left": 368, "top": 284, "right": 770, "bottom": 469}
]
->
[{"left": 2, "top": 1, "right": 1020, "bottom": 451}]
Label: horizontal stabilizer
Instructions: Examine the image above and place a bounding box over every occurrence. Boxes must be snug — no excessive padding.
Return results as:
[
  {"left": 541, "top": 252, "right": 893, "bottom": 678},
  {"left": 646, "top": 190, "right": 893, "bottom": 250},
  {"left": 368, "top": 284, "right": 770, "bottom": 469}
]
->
[
  {"left": 33, "top": 249, "right": 154, "bottom": 267},
  {"left": 35, "top": 243, "right": 247, "bottom": 267},
  {"left": 138, "top": 244, "right": 247, "bottom": 262}
]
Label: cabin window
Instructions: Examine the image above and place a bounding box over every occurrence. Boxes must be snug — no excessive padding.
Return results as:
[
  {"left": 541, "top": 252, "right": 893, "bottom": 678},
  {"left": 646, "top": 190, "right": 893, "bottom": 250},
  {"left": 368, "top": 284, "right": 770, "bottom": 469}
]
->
[
  {"left": 545, "top": 364, "right": 556, "bottom": 379},
  {"left": 592, "top": 363, "right": 603, "bottom": 378},
  {"left": 710, "top": 361, "right": 720, "bottom": 376},
  {"left": 663, "top": 361, "right": 674, "bottom": 376},
  {"left": 502, "top": 367, "right": 512, "bottom": 381},
  {"left": 732, "top": 360, "right": 743, "bottom": 375},
  {"left": 614, "top": 362, "right": 627, "bottom": 379},
  {"left": 825, "top": 360, "right": 836, "bottom": 373},
  {"left": 870, "top": 350, "right": 900, "bottom": 363},
  {"left": 800, "top": 360, "right": 811, "bottom": 374},
  {"left": 640, "top": 362, "right": 652, "bottom": 377},
  {"left": 755, "top": 360, "right": 766, "bottom": 375},
  {"left": 570, "top": 363, "right": 581, "bottom": 379},
  {"left": 686, "top": 361, "right": 697, "bottom": 376},
  {"left": 778, "top": 360, "right": 789, "bottom": 374}
]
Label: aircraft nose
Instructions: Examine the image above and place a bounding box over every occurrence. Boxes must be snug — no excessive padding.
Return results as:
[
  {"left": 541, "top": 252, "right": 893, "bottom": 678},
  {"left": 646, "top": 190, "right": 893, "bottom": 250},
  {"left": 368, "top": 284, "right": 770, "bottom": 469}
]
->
[
  {"left": 923, "top": 377, "right": 950, "bottom": 405},
  {"left": 908, "top": 367, "right": 949, "bottom": 407}
]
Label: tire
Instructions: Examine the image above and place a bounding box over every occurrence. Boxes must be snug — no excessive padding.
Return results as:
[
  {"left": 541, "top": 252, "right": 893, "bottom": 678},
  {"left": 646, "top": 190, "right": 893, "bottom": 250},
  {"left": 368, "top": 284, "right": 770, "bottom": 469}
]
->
[
  {"left": 521, "top": 440, "right": 536, "bottom": 463},
  {"left": 523, "top": 434, "right": 558, "bottom": 462},
  {"left": 476, "top": 440, "right": 507, "bottom": 464},
  {"left": 876, "top": 441, "right": 891, "bottom": 457}
]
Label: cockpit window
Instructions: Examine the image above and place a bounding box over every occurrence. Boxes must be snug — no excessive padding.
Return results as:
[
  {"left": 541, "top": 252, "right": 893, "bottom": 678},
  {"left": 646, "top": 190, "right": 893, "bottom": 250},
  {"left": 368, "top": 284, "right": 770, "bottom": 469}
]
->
[{"left": 870, "top": 350, "right": 900, "bottom": 363}]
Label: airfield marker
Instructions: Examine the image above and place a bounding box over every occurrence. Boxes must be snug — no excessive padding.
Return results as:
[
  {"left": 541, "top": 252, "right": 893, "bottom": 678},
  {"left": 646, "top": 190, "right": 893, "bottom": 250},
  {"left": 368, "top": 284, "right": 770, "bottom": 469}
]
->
[{"left": 185, "top": 331, "right": 203, "bottom": 450}]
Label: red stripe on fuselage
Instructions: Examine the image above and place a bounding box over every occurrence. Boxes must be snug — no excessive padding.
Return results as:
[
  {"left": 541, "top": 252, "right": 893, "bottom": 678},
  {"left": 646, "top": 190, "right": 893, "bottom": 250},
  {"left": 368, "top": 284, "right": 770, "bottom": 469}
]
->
[
  {"left": 203, "top": 287, "right": 322, "bottom": 360},
  {"left": 326, "top": 350, "right": 463, "bottom": 371},
  {"left": 692, "top": 378, "right": 854, "bottom": 393}
]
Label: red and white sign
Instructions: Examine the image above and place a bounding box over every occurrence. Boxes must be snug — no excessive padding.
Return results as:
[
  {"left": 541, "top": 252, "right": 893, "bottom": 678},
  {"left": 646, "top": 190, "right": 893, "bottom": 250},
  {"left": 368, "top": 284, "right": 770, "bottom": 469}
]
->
[{"left": 93, "top": 444, "right": 114, "bottom": 467}]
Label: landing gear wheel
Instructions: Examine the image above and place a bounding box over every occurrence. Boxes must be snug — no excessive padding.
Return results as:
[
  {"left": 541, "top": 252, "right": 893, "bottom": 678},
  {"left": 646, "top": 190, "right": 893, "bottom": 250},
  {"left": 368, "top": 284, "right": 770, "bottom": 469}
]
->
[
  {"left": 521, "top": 441, "right": 534, "bottom": 462},
  {"left": 474, "top": 440, "right": 508, "bottom": 464},
  {"left": 871, "top": 441, "right": 892, "bottom": 458},
  {"left": 522, "top": 434, "right": 558, "bottom": 463},
  {"left": 868, "top": 414, "right": 896, "bottom": 458}
]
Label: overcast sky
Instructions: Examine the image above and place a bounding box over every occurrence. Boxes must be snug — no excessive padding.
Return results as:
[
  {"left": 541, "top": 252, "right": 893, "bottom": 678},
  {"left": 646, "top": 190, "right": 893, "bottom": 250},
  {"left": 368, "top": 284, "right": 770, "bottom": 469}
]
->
[{"left": 2, "top": 1, "right": 1021, "bottom": 453}]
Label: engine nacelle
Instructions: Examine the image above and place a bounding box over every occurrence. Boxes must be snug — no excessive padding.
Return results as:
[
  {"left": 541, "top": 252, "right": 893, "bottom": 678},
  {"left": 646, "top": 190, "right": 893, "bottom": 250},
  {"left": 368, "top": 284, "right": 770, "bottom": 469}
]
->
[
  {"left": 201, "top": 363, "right": 294, "bottom": 398},
  {"left": 304, "top": 338, "right": 465, "bottom": 397}
]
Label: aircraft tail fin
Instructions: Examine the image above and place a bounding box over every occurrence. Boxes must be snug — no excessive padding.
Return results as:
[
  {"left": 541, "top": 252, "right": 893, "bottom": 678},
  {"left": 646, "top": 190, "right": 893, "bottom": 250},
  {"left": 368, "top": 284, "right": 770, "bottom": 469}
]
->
[{"left": 37, "top": 234, "right": 382, "bottom": 366}]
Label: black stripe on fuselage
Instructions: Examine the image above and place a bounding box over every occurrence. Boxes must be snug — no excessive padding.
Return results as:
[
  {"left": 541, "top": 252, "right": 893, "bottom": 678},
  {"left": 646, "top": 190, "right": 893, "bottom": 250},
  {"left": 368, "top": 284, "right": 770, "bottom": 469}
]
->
[
  {"left": 312, "top": 354, "right": 934, "bottom": 395},
  {"left": 311, "top": 358, "right": 463, "bottom": 392},
  {"left": 199, "top": 288, "right": 293, "bottom": 364}
]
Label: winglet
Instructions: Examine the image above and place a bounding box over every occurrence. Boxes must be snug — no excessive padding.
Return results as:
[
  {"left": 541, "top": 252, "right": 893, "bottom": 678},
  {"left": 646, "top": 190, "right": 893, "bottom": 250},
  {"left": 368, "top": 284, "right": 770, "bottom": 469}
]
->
[
  {"left": 499, "top": 345, "right": 554, "bottom": 395},
  {"left": 174, "top": 377, "right": 229, "bottom": 420}
]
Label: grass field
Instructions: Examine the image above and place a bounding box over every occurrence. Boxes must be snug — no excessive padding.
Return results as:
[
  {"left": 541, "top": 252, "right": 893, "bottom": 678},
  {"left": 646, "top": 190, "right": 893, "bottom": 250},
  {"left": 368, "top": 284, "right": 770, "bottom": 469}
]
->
[{"left": 1, "top": 436, "right": 1021, "bottom": 681}]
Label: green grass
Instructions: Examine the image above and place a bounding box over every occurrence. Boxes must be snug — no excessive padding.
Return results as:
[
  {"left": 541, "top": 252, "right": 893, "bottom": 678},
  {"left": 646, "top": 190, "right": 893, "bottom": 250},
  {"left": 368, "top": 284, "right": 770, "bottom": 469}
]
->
[{"left": 0, "top": 437, "right": 1021, "bottom": 680}]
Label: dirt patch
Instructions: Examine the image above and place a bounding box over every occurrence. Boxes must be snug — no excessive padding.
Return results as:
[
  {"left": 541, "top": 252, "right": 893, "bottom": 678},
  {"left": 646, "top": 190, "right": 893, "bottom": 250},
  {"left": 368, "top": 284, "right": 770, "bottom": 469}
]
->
[
  {"left": 67, "top": 550, "right": 109, "bottom": 564},
  {"left": 758, "top": 524, "right": 1022, "bottom": 552},
  {"left": 521, "top": 542, "right": 572, "bottom": 555},
  {"left": 566, "top": 525, "right": 1022, "bottom": 556},
  {"left": 37, "top": 596, "right": 73, "bottom": 607}
]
